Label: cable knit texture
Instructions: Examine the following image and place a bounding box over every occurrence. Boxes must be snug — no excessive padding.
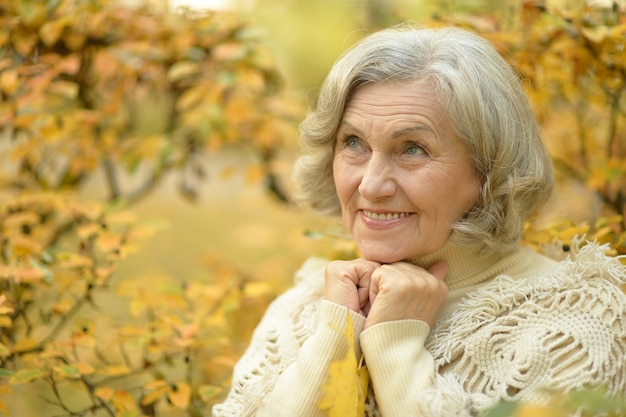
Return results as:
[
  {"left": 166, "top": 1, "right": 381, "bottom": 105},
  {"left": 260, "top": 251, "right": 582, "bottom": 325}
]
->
[{"left": 212, "top": 240, "right": 626, "bottom": 417}]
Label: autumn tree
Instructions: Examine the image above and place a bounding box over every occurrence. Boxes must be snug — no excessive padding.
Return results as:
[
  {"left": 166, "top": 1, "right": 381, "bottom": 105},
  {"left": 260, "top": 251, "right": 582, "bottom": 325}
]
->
[
  {"left": 0, "top": 0, "right": 295, "bottom": 415},
  {"left": 441, "top": 1, "right": 626, "bottom": 254}
]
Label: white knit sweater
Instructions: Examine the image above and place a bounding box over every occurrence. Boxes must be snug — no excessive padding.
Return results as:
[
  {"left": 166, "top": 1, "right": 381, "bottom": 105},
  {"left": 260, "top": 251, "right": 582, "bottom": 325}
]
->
[{"left": 212, "top": 241, "right": 626, "bottom": 417}]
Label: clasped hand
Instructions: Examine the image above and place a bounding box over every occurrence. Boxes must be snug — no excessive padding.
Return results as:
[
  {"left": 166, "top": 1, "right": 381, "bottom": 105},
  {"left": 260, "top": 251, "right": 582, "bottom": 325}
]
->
[{"left": 323, "top": 259, "right": 449, "bottom": 329}]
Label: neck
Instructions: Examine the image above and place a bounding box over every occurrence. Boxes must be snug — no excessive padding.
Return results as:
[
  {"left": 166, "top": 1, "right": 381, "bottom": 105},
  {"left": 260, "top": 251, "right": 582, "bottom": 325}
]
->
[{"left": 411, "top": 241, "right": 520, "bottom": 290}]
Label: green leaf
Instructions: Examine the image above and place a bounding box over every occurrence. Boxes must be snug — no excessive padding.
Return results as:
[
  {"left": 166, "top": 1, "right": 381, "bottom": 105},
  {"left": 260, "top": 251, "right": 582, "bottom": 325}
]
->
[
  {"left": 481, "top": 400, "right": 517, "bottom": 417},
  {"left": 9, "top": 368, "right": 44, "bottom": 384},
  {"left": 55, "top": 365, "right": 81, "bottom": 379},
  {"left": 198, "top": 384, "right": 222, "bottom": 402}
]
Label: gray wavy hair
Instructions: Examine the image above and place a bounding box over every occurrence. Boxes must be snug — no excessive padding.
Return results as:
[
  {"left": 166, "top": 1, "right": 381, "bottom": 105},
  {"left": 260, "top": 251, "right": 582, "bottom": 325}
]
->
[{"left": 293, "top": 25, "right": 554, "bottom": 253}]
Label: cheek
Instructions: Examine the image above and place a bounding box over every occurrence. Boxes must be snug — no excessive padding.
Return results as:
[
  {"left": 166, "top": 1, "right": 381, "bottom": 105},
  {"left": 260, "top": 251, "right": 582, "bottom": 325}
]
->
[
  {"left": 447, "top": 174, "right": 480, "bottom": 217},
  {"left": 332, "top": 160, "right": 355, "bottom": 205}
]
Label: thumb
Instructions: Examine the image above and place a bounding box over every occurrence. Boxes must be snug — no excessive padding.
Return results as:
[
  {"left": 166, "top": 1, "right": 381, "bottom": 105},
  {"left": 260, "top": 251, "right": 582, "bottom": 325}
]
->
[{"left": 428, "top": 261, "right": 449, "bottom": 282}]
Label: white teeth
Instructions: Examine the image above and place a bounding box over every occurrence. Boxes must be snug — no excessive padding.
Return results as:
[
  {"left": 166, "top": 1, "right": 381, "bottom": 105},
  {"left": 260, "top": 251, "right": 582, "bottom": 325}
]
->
[{"left": 363, "top": 210, "right": 409, "bottom": 220}]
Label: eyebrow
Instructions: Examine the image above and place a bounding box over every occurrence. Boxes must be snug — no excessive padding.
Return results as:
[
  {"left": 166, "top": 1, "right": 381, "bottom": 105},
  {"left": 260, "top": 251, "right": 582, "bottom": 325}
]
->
[
  {"left": 337, "top": 121, "right": 437, "bottom": 139},
  {"left": 337, "top": 120, "right": 364, "bottom": 136},
  {"left": 392, "top": 125, "right": 435, "bottom": 138}
]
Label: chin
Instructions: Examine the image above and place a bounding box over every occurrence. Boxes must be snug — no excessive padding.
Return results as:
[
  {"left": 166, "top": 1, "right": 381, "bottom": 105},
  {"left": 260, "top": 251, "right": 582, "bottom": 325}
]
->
[{"left": 359, "top": 249, "right": 406, "bottom": 264}]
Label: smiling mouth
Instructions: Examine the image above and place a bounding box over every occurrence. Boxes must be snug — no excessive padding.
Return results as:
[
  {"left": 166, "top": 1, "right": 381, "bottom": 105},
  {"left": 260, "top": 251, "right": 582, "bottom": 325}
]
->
[{"left": 362, "top": 210, "right": 412, "bottom": 220}]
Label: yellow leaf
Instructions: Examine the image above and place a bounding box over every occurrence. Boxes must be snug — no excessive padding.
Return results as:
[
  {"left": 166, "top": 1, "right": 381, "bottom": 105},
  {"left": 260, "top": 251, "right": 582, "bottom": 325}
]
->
[
  {"left": 0, "top": 343, "right": 10, "bottom": 358},
  {"left": 516, "top": 404, "right": 556, "bottom": 417},
  {"left": 167, "top": 61, "right": 201, "bottom": 82},
  {"left": 101, "top": 365, "right": 131, "bottom": 377},
  {"left": 319, "top": 313, "right": 369, "bottom": 417},
  {"left": 243, "top": 281, "right": 273, "bottom": 298},
  {"left": 53, "top": 299, "right": 73, "bottom": 315},
  {"left": 167, "top": 382, "right": 191, "bottom": 409},
  {"left": 0, "top": 398, "right": 8, "bottom": 416},
  {"left": 130, "top": 298, "right": 147, "bottom": 317},
  {"left": 39, "top": 18, "right": 68, "bottom": 46},
  {"left": 13, "top": 338, "right": 39, "bottom": 353},
  {"left": 48, "top": 80, "right": 79, "bottom": 99}
]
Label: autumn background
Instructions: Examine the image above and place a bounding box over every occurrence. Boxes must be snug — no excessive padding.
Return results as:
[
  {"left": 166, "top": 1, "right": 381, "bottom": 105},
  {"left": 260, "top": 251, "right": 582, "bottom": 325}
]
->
[{"left": 0, "top": 0, "right": 625, "bottom": 416}]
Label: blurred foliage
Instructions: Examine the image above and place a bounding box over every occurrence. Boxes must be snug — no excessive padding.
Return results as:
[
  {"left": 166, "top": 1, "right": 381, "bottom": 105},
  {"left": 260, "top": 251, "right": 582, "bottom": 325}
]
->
[
  {"left": 482, "top": 385, "right": 626, "bottom": 417},
  {"left": 0, "top": 0, "right": 294, "bottom": 415},
  {"left": 430, "top": 1, "right": 626, "bottom": 256},
  {"left": 0, "top": 0, "right": 625, "bottom": 416},
  {"left": 0, "top": 0, "right": 299, "bottom": 203},
  {"left": 470, "top": 1, "right": 626, "bottom": 255}
]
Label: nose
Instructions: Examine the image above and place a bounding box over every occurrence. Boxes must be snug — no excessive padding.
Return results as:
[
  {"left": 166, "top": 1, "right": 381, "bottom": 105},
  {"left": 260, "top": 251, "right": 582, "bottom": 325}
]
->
[{"left": 358, "top": 152, "right": 396, "bottom": 200}]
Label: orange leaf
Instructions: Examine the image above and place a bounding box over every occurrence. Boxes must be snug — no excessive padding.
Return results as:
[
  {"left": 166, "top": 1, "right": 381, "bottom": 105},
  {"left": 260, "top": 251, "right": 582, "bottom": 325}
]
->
[
  {"left": 213, "top": 42, "right": 247, "bottom": 61},
  {"left": 167, "top": 382, "right": 191, "bottom": 409},
  {"left": 245, "top": 164, "right": 265, "bottom": 184},
  {"left": 144, "top": 379, "right": 168, "bottom": 390},
  {"left": 75, "top": 362, "right": 95, "bottom": 375},
  {"left": 0, "top": 69, "right": 19, "bottom": 95},
  {"left": 110, "top": 389, "right": 136, "bottom": 412},
  {"left": 95, "top": 386, "right": 114, "bottom": 401},
  {"left": 141, "top": 386, "right": 168, "bottom": 406}
]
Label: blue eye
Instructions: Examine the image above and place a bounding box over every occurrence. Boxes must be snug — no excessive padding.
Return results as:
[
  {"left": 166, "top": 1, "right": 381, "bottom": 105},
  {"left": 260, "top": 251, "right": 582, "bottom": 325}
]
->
[
  {"left": 405, "top": 144, "right": 423, "bottom": 155},
  {"left": 342, "top": 135, "right": 360, "bottom": 149}
]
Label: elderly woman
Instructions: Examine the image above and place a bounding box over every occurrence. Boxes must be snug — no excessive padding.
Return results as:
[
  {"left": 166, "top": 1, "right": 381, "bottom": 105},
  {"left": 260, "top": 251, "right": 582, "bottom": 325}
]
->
[{"left": 212, "top": 26, "right": 626, "bottom": 417}]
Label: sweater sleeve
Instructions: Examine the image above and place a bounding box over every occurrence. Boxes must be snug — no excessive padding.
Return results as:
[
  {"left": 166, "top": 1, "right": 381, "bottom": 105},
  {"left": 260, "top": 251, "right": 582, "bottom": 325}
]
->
[
  {"left": 360, "top": 320, "right": 492, "bottom": 417},
  {"left": 211, "top": 286, "right": 365, "bottom": 417},
  {"left": 360, "top": 320, "right": 434, "bottom": 416},
  {"left": 257, "top": 300, "right": 365, "bottom": 417}
]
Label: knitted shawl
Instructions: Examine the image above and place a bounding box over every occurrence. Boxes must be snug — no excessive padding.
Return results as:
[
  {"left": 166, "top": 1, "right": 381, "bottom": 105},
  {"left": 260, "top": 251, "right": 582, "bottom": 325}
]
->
[{"left": 212, "top": 241, "right": 626, "bottom": 417}]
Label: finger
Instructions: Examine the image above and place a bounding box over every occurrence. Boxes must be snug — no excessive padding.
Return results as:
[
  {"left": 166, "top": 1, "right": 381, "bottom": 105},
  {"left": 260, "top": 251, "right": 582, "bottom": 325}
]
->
[
  {"left": 428, "top": 261, "right": 449, "bottom": 282},
  {"left": 369, "top": 272, "right": 380, "bottom": 307}
]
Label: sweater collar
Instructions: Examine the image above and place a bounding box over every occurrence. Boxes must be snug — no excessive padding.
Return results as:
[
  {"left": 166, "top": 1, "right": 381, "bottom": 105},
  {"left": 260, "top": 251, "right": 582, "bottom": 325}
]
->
[{"left": 410, "top": 241, "right": 525, "bottom": 290}]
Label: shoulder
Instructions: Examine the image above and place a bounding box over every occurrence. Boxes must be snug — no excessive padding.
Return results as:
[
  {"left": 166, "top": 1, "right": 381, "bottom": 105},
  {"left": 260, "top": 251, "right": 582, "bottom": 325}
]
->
[
  {"left": 465, "top": 240, "right": 626, "bottom": 317},
  {"left": 258, "top": 257, "right": 327, "bottom": 328},
  {"left": 430, "top": 240, "right": 626, "bottom": 400}
]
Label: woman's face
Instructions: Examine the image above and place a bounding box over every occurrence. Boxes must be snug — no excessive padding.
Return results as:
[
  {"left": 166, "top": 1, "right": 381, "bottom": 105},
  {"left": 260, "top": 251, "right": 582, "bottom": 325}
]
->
[{"left": 333, "top": 81, "right": 480, "bottom": 263}]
